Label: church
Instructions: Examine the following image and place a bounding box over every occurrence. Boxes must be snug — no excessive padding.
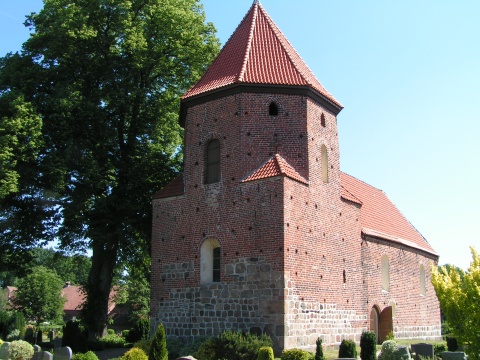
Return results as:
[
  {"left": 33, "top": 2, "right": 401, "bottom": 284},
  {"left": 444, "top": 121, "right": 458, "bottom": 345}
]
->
[{"left": 150, "top": 1, "right": 441, "bottom": 352}]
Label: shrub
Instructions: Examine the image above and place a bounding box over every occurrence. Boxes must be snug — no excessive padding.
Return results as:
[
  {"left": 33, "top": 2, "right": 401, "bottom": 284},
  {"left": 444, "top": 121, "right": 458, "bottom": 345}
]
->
[
  {"left": 98, "top": 333, "right": 127, "bottom": 348},
  {"left": 166, "top": 336, "right": 183, "bottom": 360},
  {"left": 257, "top": 346, "right": 274, "bottom": 360},
  {"left": 62, "top": 321, "right": 88, "bottom": 353},
  {"left": 8, "top": 340, "right": 34, "bottom": 360},
  {"left": 121, "top": 348, "right": 148, "bottom": 360},
  {"left": 72, "top": 351, "right": 99, "bottom": 360},
  {"left": 133, "top": 339, "right": 151, "bottom": 355},
  {"left": 193, "top": 337, "right": 217, "bottom": 360},
  {"left": 181, "top": 336, "right": 209, "bottom": 358},
  {"left": 206, "top": 331, "right": 273, "bottom": 360},
  {"left": 360, "top": 331, "right": 377, "bottom": 360},
  {"left": 385, "top": 331, "right": 395, "bottom": 341},
  {"left": 434, "top": 343, "right": 447, "bottom": 357},
  {"left": 149, "top": 323, "right": 167, "bottom": 360},
  {"left": 446, "top": 336, "right": 459, "bottom": 352},
  {"left": 314, "top": 338, "right": 325, "bottom": 360},
  {"left": 126, "top": 318, "right": 150, "bottom": 343},
  {"left": 339, "top": 339, "right": 357, "bottom": 358},
  {"left": 281, "top": 348, "right": 310, "bottom": 360},
  {"left": 7, "top": 329, "right": 20, "bottom": 341},
  {"left": 378, "top": 340, "right": 398, "bottom": 360},
  {"left": 107, "top": 329, "right": 115, "bottom": 336}
]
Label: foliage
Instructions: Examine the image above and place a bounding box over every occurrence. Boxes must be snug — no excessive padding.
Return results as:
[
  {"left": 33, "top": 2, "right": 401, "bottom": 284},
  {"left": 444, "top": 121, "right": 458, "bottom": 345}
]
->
[
  {"left": 97, "top": 333, "right": 127, "bottom": 348},
  {"left": 0, "top": 0, "right": 219, "bottom": 338},
  {"left": 180, "top": 336, "right": 209, "bottom": 358},
  {"left": 133, "top": 339, "right": 151, "bottom": 356},
  {"left": 7, "top": 340, "right": 34, "bottom": 360},
  {"left": 0, "top": 92, "right": 42, "bottom": 200},
  {"left": 314, "top": 337, "right": 325, "bottom": 360},
  {"left": 166, "top": 336, "right": 183, "bottom": 360},
  {"left": 121, "top": 348, "right": 148, "bottom": 360},
  {"left": 338, "top": 339, "right": 357, "bottom": 358},
  {"left": 72, "top": 351, "right": 99, "bottom": 360},
  {"left": 431, "top": 247, "right": 480, "bottom": 359},
  {"left": 360, "top": 331, "right": 377, "bottom": 360},
  {"left": 0, "top": 311, "right": 26, "bottom": 341},
  {"left": 445, "top": 336, "right": 458, "bottom": 352},
  {"left": 194, "top": 331, "right": 273, "bottom": 360},
  {"left": 12, "top": 266, "right": 65, "bottom": 325},
  {"left": 257, "top": 346, "right": 274, "bottom": 360},
  {"left": 126, "top": 318, "right": 149, "bottom": 343},
  {"left": 149, "top": 323, "right": 168, "bottom": 360},
  {"left": 281, "top": 349, "right": 310, "bottom": 360},
  {"left": 433, "top": 343, "right": 447, "bottom": 357},
  {"left": 386, "top": 331, "right": 395, "bottom": 341},
  {"left": 379, "top": 340, "right": 398, "bottom": 360},
  {"left": 6, "top": 329, "right": 20, "bottom": 341},
  {"left": 62, "top": 320, "right": 88, "bottom": 353}
]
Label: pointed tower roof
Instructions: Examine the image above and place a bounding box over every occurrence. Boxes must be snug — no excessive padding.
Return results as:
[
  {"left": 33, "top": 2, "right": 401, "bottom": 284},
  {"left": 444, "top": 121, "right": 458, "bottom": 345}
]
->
[{"left": 181, "top": 2, "right": 342, "bottom": 122}]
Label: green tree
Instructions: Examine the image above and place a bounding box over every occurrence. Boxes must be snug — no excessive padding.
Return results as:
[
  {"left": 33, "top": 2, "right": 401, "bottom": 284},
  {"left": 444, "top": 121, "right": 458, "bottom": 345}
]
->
[
  {"left": 0, "top": 0, "right": 219, "bottom": 338},
  {"left": 13, "top": 266, "right": 66, "bottom": 325},
  {"left": 431, "top": 246, "right": 480, "bottom": 359},
  {"left": 149, "top": 323, "right": 168, "bottom": 360}
]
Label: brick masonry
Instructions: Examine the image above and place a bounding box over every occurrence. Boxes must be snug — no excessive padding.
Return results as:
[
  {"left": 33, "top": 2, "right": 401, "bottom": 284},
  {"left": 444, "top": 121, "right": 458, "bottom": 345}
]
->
[{"left": 150, "top": 90, "right": 441, "bottom": 352}]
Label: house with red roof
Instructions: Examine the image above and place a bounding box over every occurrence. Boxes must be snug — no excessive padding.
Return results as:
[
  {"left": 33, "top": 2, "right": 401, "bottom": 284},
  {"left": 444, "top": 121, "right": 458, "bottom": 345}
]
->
[{"left": 150, "top": 1, "right": 441, "bottom": 352}]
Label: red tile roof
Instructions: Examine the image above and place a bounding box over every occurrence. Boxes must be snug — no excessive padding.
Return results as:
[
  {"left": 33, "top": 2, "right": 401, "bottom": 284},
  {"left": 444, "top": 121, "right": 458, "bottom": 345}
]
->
[
  {"left": 153, "top": 174, "right": 185, "bottom": 199},
  {"left": 340, "top": 172, "right": 437, "bottom": 256},
  {"left": 242, "top": 154, "right": 308, "bottom": 184},
  {"left": 183, "top": 2, "right": 341, "bottom": 108},
  {"left": 62, "top": 285, "right": 118, "bottom": 315}
]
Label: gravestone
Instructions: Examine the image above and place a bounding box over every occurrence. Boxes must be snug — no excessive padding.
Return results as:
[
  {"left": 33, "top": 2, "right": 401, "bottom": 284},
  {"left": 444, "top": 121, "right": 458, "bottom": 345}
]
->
[
  {"left": 32, "top": 345, "right": 43, "bottom": 360},
  {"left": 53, "top": 337, "right": 62, "bottom": 349},
  {"left": 42, "top": 351, "right": 53, "bottom": 360},
  {"left": 411, "top": 343, "right": 434, "bottom": 360},
  {"left": 53, "top": 346, "right": 72, "bottom": 360},
  {"left": 0, "top": 342, "right": 10, "bottom": 360},
  {"left": 397, "top": 346, "right": 412, "bottom": 359},
  {"left": 441, "top": 352, "right": 468, "bottom": 360}
]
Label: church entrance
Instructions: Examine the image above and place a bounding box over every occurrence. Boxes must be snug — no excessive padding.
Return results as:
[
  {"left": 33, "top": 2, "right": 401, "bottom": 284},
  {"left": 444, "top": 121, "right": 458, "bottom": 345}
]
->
[
  {"left": 370, "top": 306, "right": 379, "bottom": 343},
  {"left": 378, "top": 306, "right": 393, "bottom": 343}
]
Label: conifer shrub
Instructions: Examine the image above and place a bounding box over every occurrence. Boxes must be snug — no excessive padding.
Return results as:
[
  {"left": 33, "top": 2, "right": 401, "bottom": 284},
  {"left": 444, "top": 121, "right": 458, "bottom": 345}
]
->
[
  {"left": 360, "top": 331, "right": 377, "bottom": 360},
  {"left": 121, "top": 348, "right": 148, "bottom": 360},
  {"left": 7, "top": 340, "right": 34, "bottom": 360},
  {"left": 149, "top": 323, "right": 168, "bottom": 360},
  {"left": 72, "top": 351, "right": 99, "bottom": 360},
  {"left": 314, "top": 337, "right": 325, "bottom": 360},
  {"left": 126, "top": 318, "right": 150, "bottom": 343},
  {"left": 257, "top": 346, "right": 274, "bottom": 360},
  {"left": 338, "top": 339, "right": 357, "bottom": 358},
  {"left": 281, "top": 348, "right": 310, "bottom": 360}
]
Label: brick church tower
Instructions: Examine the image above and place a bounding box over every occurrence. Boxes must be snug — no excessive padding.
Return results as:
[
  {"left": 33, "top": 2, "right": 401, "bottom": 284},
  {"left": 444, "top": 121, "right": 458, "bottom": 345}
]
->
[{"left": 151, "top": 1, "right": 441, "bottom": 352}]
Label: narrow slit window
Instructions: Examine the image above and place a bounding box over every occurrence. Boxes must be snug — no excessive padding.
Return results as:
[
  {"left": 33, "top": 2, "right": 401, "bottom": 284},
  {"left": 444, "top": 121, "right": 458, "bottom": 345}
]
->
[
  {"left": 205, "top": 139, "right": 220, "bottom": 184},
  {"left": 382, "top": 255, "right": 390, "bottom": 291},
  {"left": 321, "top": 113, "right": 326, "bottom": 127},
  {"left": 200, "top": 238, "right": 221, "bottom": 284},
  {"left": 420, "top": 264, "right": 426, "bottom": 295},
  {"left": 213, "top": 247, "right": 221, "bottom": 282},
  {"left": 269, "top": 102, "right": 279, "bottom": 116},
  {"left": 321, "top": 144, "right": 328, "bottom": 183}
]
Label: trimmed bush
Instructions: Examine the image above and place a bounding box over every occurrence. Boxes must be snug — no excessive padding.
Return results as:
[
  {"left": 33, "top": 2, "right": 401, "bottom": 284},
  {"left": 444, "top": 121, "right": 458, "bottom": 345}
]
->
[
  {"left": 257, "top": 346, "right": 274, "bottom": 360},
  {"left": 378, "top": 340, "right": 398, "bottom": 360},
  {"left": 72, "top": 351, "right": 99, "bottom": 360},
  {"left": 281, "top": 348, "right": 310, "bottom": 360},
  {"left": 360, "top": 331, "right": 377, "bottom": 360},
  {"left": 8, "top": 340, "right": 34, "bottom": 360},
  {"left": 107, "top": 329, "right": 115, "bottom": 336},
  {"left": 133, "top": 339, "right": 151, "bottom": 356},
  {"left": 121, "top": 348, "right": 148, "bottom": 360},
  {"left": 97, "top": 333, "right": 127, "bottom": 348},
  {"left": 314, "top": 338, "right": 325, "bottom": 360},
  {"left": 339, "top": 339, "right": 357, "bottom": 358},
  {"left": 149, "top": 323, "right": 168, "bottom": 360}
]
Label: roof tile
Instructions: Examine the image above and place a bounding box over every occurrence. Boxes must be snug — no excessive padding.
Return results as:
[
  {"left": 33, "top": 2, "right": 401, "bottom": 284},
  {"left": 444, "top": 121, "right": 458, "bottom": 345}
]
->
[
  {"left": 340, "top": 172, "right": 437, "bottom": 255},
  {"left": 183, "top": 2, "right": 341, "bottom": 108},
  {"left": 242, "top": 154, "right": 308, "bottom": 184},
  {"left": 153, "top": 174, "right": 185, "bottom": 199}
]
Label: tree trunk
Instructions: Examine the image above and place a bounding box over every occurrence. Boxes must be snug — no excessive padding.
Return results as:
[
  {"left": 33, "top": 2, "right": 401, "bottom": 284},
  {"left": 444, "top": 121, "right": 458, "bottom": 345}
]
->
[{"left": 83, "top": 238, "right": 119, "bottom": 339}]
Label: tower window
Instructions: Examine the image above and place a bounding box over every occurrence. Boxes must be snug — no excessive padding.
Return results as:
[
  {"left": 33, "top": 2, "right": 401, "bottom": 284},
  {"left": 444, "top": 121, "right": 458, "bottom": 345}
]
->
[
  {"left": 321, "top": 144, "right": 328, "bottom": 183},
  {"left": 321, "top": 113, "right": 326, "bottom": 127},
  {"left": 269, "top": 102, "right": 279, "bottom": 116},
  {"left": 382, "top": 255, "right": 390, "bottom": 291},
  {"left": 200, "top": 238, "right": 221, "bottom": 284},
  {"left": 205, "top": 139, "right": 220, "bottom": 184},
  {"left": 420, "top": 264, "right": 426, "bottom": 295}
]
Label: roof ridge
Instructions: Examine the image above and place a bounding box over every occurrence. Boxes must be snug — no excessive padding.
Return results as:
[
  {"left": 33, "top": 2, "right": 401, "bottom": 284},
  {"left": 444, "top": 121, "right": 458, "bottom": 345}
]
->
[{"left": 238, "top": 2, "right": 258, "bottom": 82}]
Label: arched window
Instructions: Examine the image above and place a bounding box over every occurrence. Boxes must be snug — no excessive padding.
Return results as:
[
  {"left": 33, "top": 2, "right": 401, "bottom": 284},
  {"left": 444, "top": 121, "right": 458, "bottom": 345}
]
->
[
  {"left": 200, "top": 238, "right": 221, "bottom": 284},
  {"left": 321, "top": 144, "right": 328, "bottom": 183},
  {"left": 205, "top": 139, "right": 220, "bottom": 184},
  {"left": 321, "top": 113, "right": 326, "bottom": 127},
  {"left": 269, "top": 102, "right": 278, "bottom": 116},
  {"left": 420, "top": 264, "right": 426, "bottom": 296},
  {"left": 381, "top": 255, "right": 390, "bottom": 291}
]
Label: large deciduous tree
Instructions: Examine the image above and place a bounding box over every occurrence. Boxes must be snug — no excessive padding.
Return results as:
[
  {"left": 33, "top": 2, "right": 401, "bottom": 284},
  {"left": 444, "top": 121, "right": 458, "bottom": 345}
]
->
[
  {"left": 0, "top": 0, "right": 219, "bottom": 338},
  {"left": 431, "top": 247, "right": 480, "bottom": 359}
]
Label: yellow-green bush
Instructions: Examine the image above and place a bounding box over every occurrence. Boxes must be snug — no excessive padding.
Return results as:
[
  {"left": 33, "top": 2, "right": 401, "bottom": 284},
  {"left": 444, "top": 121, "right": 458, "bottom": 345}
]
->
[
  {"left": 257, "top": 346, "right": 274, "bottom": 360},
  {"left": 121, "top": 348, "right": 148, "bottom": 360}
]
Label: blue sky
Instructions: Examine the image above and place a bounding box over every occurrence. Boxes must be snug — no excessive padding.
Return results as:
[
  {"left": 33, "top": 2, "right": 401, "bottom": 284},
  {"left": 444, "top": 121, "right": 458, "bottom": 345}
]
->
[{"left": 1, "top": 1, "right": 479, "bottom": 269}]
